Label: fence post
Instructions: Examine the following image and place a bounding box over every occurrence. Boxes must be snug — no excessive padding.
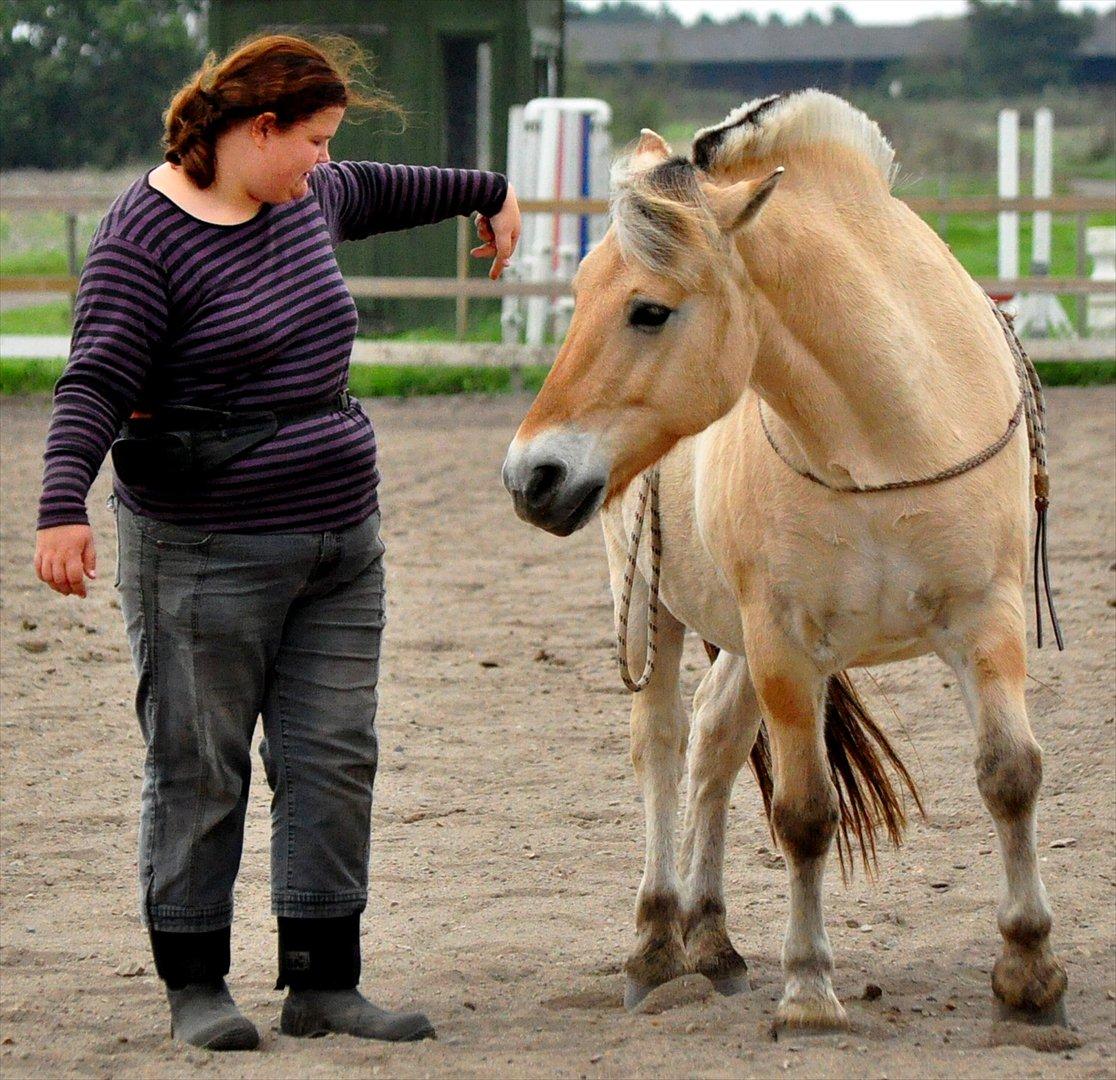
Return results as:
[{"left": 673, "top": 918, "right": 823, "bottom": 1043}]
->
[
  {"left": 455, "top": 216, "right": 469, "bottom": 342},
  {"left": 1075, "top": 212, "right": 1088, "bottom": 335}
]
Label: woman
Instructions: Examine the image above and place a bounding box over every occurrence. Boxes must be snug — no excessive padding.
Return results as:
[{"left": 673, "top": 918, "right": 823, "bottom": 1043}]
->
[{"left": 34, "top": 34, "right": 520, "bottom": 1051}]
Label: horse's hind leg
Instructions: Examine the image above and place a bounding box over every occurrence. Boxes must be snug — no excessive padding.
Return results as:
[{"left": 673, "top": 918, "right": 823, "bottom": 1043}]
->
[
  {"left": 941, "top": 593, "right": 1068, "bottom": 1026},
  {"left": 678, "top": 649, "right": 761, "bottom": 995},
  {"left": 606, "top": 536, "right": 689, "bottom": 1009}
]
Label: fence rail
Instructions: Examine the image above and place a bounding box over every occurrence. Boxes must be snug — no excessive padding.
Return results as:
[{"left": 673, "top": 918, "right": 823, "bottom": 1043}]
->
[{"left": 2, "top": 194, "right": 1113, "bottom": 360}]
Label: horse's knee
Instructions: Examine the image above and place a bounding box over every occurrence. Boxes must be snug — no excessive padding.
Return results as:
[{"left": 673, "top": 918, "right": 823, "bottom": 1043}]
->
[
  {"left": 630, "top": 704, "right": 684, "bottom": 769},
  {"left": 772, "top": 785, "right": 839, "bottom": 862},
  {"left": 976, "top": 737, "right": 1042, "bottom": 820}
]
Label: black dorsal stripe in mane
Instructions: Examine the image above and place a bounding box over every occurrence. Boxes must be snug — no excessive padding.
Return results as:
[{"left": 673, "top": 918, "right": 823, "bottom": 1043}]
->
[
  {"left": 644, "top": 155, "right": 700, "bottom": 197},
  {"left": 692, "top": 93, "right": 785, "bottom": 171}
]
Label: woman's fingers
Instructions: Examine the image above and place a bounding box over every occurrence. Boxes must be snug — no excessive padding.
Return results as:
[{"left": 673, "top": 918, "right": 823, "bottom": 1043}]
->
[
  {"left": 82, "top": 534, "right": 97, "bottom": 580},
  {"left": 66, "top": 552, "right": 87, "bottom": 597},
  {"left": 35, "top": 524, "right": 94, "bottom": 598}
]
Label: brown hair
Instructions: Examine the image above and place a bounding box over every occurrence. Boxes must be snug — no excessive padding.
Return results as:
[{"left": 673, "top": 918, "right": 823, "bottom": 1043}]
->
[{"left": 162, "top": 33, "right": 403, "bottom": 189}]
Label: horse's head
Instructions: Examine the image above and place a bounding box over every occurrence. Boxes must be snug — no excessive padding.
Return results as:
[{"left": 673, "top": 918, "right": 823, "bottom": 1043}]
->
[{"left": 503, "top": 129, "right": 783, "bottom": 536}]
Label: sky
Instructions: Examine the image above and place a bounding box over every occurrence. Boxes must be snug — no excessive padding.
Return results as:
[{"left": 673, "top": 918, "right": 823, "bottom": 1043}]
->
[{"left": 574, "top": 1, "right": 1109, "bottom": 25}]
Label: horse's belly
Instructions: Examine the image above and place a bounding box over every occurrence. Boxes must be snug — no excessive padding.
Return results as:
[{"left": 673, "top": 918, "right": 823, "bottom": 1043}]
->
[{"left": 762, "top": 540, "right": 969, "bottom": 671}]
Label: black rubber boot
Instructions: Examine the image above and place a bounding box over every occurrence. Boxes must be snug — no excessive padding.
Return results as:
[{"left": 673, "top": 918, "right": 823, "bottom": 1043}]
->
[
  {"left": 150, "top": 927, "right": 259, "bottom": 1051},
  {"left": 277, "top": 915, "right": 435, "bottom": 1042}
]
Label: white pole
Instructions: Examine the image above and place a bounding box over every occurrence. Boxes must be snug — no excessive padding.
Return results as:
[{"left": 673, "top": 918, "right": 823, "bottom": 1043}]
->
[
  {"left": 998, "top": 109, "right": 1019, "bottom": 283},
  {"left": 1032, "top": 107, "right": 1053, "bottom": 276}
]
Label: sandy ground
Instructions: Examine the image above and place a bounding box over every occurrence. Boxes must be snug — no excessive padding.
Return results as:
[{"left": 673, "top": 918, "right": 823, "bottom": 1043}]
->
[{"left": 1, "top": 389, "right": 1113, "bottom": 1079}]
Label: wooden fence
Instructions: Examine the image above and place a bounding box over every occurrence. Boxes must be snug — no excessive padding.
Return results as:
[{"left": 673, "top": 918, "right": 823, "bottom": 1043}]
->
[{"left": 2, "top": 193, "right": 1113, "bottom": 359}]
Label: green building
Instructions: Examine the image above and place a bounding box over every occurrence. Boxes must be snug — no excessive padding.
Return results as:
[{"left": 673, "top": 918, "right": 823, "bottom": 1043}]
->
[{"left": 209, "top": 0, "right": 564, "bottom": 334}]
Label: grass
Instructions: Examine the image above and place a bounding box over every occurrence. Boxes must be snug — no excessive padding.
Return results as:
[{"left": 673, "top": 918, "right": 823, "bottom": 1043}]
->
[
  {"left": 2, "top": 357, "right": 1109, "bottom": 398},
  {"left": 0, "top": 359, "right": 554, "bottom": 397}
]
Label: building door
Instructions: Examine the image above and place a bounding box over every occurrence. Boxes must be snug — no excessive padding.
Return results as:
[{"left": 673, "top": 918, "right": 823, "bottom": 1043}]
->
[{"left": 442, "top": 36, "right": 492, "bottom": 170}]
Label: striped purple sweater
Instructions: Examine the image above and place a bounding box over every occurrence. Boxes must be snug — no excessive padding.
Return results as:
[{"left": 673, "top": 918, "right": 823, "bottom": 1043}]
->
[{"left": 37, "top": 162, "right": 507, "bottom": 532}]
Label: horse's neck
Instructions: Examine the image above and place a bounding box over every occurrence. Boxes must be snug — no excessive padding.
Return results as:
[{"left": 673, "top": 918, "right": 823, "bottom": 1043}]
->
[{"left": 741, "top": 167, "right": 1019, "bottom": 489}]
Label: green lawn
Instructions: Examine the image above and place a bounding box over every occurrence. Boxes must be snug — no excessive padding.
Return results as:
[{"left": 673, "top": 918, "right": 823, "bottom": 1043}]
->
[
  {"left": 2, "top": 357, "right": 1108, "bottom": 397},
  {"left": 0, "top": 359, "right": 554, "bottom": 397}
]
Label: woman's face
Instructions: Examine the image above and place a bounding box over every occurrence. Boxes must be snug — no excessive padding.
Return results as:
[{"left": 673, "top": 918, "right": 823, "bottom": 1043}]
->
[{"left": 252, "top": 105, "right": 345, "bottom": 203}]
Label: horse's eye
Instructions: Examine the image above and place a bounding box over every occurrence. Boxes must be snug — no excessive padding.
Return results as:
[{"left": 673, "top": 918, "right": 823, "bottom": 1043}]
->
[{"left": 628, "top": 302, "right": 673, "bottom": 332}]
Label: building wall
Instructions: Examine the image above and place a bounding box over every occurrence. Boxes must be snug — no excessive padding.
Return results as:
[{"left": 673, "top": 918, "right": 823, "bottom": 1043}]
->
[{"left": 210, "top": 0, "right": 562, "bottom": 332}]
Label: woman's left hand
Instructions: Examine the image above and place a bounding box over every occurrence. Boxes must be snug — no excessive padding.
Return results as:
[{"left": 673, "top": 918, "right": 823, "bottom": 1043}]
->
[{"left": 472, "top": 184, "right": 521, "bottom": 281}]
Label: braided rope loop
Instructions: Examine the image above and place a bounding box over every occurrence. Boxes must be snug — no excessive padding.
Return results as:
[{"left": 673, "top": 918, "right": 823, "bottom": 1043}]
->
[{"left": 616, "top": 468, "right": 662, "bottom": 692}]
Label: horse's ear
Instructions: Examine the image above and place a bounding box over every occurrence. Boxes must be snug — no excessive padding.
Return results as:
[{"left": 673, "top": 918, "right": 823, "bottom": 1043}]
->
[
  {"left": 705, "top": 167, "right": 784, "bottom": 235},
  {"left": 629, "top": 128, "right": 673, "bottom": 172}
]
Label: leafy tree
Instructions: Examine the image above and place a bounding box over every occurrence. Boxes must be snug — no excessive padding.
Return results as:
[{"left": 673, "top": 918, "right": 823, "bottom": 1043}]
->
[
  {"left": 1, "top": 0, "right": 206, "bottom": 169},
  {"left": 567, "top": 1, "right": 674, "bottom": 24},
  {"left": 830, "top": 5, "right": 855, "bottom": 23},
  {"left": 965, "top": 0, "right": 1094, "bottom": 94}
]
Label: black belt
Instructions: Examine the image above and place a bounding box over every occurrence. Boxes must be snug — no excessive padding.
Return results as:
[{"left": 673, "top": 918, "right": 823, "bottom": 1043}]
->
[{"left": 126, "top": 389, "right": 353, "bottom": 433}]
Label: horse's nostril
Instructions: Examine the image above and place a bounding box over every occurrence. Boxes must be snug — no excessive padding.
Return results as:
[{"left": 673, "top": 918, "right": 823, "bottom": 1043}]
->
[{"left": 525, "top": 462, "right": 567, "bottom": 508}]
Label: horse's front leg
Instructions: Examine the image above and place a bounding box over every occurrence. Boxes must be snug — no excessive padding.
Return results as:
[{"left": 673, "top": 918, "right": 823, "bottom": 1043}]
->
[
  {"left": 745, "top": 620, "right": 848, "bottom": 1032},
  {"left": 610, "top": 558, "right": 689, "bottom": 1009},
  {"left": 678, "top": 648, "right": 761, "bottom": 995},
  {"left": 940, "top": 588, "right": 1068, "bottom": 1026}
]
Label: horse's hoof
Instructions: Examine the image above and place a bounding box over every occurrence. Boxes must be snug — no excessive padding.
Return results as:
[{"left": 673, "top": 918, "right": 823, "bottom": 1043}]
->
[
  {"left": 628, "top": 973, "right": 715, "bottom": 1014},
  {"left": 995, "top": 996, "right": 1069, "bottom": 1028},
  {"left": 623, "top": 977, "right": 654, "bottom": 1011},
  {"left": 772, "top": 994, "right": 850, "bottom": 1036},
  {"left": 709, "top": 970, "right": 750, "bottom": 997}
]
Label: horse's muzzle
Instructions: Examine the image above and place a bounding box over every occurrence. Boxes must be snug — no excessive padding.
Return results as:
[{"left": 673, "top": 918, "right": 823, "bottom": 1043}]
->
[{"left": 502, "top": 432, "right": 608, "bottom": 536}]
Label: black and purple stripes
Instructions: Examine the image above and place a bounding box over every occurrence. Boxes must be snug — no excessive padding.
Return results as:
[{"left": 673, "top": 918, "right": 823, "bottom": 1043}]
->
[{"left": 37, "top": 161, "right": 507, "bottom": 533}]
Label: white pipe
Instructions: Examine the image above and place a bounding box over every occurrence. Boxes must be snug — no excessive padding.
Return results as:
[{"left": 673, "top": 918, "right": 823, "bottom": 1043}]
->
[
  {"left": 998, "top": 109, "right": 1019, "bottom": 282},
  {"left": 1032, "top": 108, "right": 1053, "bottom": 276}
]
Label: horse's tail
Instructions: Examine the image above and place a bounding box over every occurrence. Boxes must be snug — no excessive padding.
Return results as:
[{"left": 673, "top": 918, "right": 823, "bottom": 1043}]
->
[{"left": 702, "top": 642, "right": 925, "bottom": 880}]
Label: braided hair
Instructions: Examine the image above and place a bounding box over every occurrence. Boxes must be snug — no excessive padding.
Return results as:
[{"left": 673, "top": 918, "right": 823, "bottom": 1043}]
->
[{"left": 162, "top": 33, "right": 402, "bottom": 188}]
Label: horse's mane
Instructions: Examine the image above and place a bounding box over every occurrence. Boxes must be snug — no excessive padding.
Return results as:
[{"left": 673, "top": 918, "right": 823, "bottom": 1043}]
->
[
  {"left": 691, "top": 89, "right": 897, "bottom": 187},
  {"left": 610, "top": 91, "right": 896, "bottom": 287}
]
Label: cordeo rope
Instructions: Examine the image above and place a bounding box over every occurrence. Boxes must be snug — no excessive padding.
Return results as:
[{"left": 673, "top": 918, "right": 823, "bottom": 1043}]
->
[{"left": 616, "top": 467, "right": 662, "bottom": 691}]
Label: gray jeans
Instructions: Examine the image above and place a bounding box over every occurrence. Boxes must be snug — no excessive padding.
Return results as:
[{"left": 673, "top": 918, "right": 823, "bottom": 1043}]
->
[{"left": 113, "top": 497, "right": 385, "bottom": 931}]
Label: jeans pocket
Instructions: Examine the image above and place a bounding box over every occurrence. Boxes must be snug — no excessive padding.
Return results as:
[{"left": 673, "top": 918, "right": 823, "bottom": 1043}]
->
[{"left": 139, "top": 517, "right": 214, "bottom": 549}]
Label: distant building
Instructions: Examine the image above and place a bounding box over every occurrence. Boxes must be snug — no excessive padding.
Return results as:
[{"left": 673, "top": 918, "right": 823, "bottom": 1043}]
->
[{"left": 567, "top": 9, "right": 1115, "bottom": 96}]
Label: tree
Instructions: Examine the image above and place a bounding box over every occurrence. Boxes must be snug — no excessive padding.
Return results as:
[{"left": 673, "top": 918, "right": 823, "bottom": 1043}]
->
[
  {"left": 966, "top": 0, "right": 1094, "bottom": 94},
  {"left": 1, "top": 0, "right": 206, "bottom": 169},
  {"left": 830, "top": 5, "right": 855, "bottom": 23}
]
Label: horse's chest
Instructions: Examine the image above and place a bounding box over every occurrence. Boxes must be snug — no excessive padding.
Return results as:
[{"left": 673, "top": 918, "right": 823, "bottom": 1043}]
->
[{"left": 738, "top": 509, "right": 966, "bottom": 668}]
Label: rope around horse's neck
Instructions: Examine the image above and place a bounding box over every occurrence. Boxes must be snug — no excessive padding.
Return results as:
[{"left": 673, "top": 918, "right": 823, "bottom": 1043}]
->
[
  {"left": 758, "top": 395, "right": 1024, "bottom": 493},
  {"left": 616, "top": 467, "right": 662, "bottom": 691}
]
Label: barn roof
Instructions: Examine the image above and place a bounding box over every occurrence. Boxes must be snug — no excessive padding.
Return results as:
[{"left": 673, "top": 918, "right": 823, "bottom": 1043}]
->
[{"left": 567, "top": 9, "right": 1116, "bottom": 65}]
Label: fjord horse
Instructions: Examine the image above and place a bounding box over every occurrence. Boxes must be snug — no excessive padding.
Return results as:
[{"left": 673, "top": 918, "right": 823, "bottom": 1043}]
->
[{"left": 503, "top": 91, "right": 1066, "bottom": 1031}]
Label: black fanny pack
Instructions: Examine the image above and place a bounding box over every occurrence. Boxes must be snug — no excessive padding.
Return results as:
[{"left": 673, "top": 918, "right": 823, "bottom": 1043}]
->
[{"left": 110, "top": 390, "right": 352, "bottom": 487}]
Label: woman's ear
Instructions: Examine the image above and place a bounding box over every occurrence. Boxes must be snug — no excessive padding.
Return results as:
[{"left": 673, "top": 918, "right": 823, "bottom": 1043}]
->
[{"left": 250, "top": 112, "right": 280, "bottom": 146}]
